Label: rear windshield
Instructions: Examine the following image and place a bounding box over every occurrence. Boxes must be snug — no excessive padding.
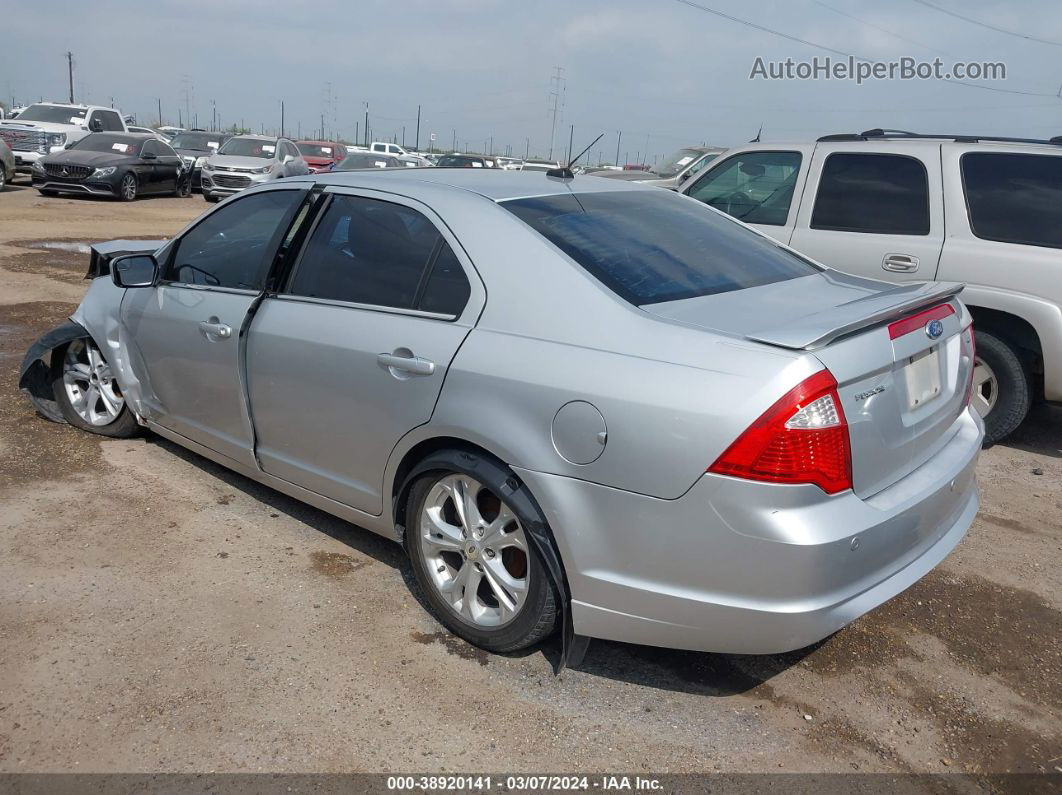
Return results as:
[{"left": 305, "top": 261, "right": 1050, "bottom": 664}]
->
[
  {"left": 437, "top": 155, "right": 483, "bottom": 168},
  {"left": 298, "top": 142, "right": 338, "bottom": 158},
  {"left": 502, "top": 191, "right": 818, "bottom": 305},
  {"left": 338, "top": 153, "right": 394, "bottom": 169}
]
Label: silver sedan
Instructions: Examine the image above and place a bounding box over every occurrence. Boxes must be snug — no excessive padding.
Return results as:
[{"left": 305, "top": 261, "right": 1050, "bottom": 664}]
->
[{"left": 20, "top": 170, "right": 983, "bottom": 666}]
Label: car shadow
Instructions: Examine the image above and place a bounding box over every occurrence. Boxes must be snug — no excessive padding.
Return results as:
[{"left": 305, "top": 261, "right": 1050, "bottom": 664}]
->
[
  {"left": 146, "top": 434, "right": 814, "bottom": 697},
  {"left": 995, "top": 402, "right": 1062, "bottom": 459}
]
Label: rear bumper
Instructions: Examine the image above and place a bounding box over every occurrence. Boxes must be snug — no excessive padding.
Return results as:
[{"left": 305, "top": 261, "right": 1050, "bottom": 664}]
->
[{"left": 516, "top": 407, "right": 983, "bottom": 654}]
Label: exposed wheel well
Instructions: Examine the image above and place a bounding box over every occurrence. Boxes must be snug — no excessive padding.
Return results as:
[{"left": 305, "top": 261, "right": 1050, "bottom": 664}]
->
[
  {"left": 390, "top": 436, "right": 506, "bottom": 536},
  {"left": 967, "top": 306, "right": 1043, "bottom": 390}
]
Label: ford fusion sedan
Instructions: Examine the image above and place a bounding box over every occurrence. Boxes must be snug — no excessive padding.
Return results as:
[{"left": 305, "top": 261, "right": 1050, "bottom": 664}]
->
[
  {"left": 31, "top": 132, "right": 189, "bottom": 200},
  {"left": 200, "top": 134, "right": 309, "bottom": 202},
  {"left": 19, "top": 170, "right": 982, "bottom": 665}
]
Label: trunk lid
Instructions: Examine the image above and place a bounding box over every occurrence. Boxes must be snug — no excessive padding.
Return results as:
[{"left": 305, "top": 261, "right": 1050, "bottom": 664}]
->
[{"left": 646, "top": 271, "right": 974, "bottom": 498}]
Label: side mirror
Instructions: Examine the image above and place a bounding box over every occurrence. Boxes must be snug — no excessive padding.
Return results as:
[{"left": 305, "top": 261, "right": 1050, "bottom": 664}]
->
[
  {"left": 89, "top": 118, "right": 104, "bottom": 132},
  {"left": 64, "top": 142, "right": 75, "bottom": 149},
  {"left": 141, "top": 150, "right": 158, "bottom": 160},
  {"left": 282, "top": 154, "right": 295, "bottom": 164},
  {"left": 111, "top": 254, "right": 158, "bottom": 288},
  {"left": 678, "top": 171, "right": 690, "bottom": 183}
]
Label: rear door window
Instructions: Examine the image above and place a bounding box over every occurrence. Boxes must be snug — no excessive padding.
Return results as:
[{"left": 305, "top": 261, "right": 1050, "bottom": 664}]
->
[
  {"left": 811, "top": 153, "right": 930, "bottom": 235},
  {"left": 961, "top": 152, "right": 1062, "bottom": 249},
  {"left": 502, "top": 190, "right": 818, "bottom": 305},
  {"left": 287, "top": 195, "right": 460, "bottom": 312},
  {"left": 686, "top": 151, "right": 802, "bottom": 225}
]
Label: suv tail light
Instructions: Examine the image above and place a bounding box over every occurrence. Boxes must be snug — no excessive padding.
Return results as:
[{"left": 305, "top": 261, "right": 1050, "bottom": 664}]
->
[{"left": 709, "top": 369, "right": 852, "bottom": 494}]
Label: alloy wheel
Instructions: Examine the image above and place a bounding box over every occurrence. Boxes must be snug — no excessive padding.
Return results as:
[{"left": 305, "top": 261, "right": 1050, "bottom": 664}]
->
[
  {"left": 121, "top": 174, "right": 136, "bottom": 200},
  {"left": 971, "top": 355, "right": 998, "bottom": 419},
  {"left": 418, "top": 474, "right": 530, "bottom": 628},
  {"left": 62, "top": 339, "right": 124, "bottom": 426}
]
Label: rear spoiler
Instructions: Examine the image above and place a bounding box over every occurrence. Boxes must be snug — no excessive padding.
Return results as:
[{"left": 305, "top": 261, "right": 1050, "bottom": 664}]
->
[
  {"left": 746, "top": 280, "right": 965, "bottom": 350},
  {"left": 86, "top": 239, "right": 167, "bottom": 279}
]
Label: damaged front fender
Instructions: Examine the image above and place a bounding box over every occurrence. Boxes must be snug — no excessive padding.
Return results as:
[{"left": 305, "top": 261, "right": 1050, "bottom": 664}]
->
[{"left": 18, "top": 320, "right": 92, "bottom": 423}]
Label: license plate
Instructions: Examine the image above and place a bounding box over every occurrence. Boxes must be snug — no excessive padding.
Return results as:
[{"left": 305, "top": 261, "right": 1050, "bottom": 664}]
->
[{"left": 904, "top": 347, "right": 942, "bottom": 409}]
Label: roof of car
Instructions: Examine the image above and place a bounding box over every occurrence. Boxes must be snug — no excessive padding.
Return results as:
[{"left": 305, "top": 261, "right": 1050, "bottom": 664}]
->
[
  {"left": 289, "top": 167, "right": 654, "bottom": 202},
  {"left": 297, "top": 140, "right": 343, "bottom": 145}
]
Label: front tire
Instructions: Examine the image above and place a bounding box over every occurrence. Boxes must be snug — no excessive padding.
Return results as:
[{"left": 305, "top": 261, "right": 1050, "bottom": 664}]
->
[
  {"left": 118, "top": 172, "right": 137, "bottom": 202},
  {"left": 204, "top": 192, "right": 219, "bottom": 203},
  {"left": 405, "top": 454, "right": 558, "bottom": 653},
  {"left": 973, "top": 330, "right": 1031, "bottom": 444},
  {"left": 51, "top": 339, "right": 139, "bottom": 438},
  {"left": 175, "top": 175, "right": 192, "bottom": 198}
]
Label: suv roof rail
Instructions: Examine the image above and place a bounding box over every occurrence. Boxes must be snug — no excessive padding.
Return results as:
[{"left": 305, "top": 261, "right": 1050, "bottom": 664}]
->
[{"left": 816, "top": 128, "right": 1062, "bottom": 147}]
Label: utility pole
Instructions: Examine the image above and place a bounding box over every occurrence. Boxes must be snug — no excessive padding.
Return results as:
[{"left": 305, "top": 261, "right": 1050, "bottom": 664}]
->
[
  {"left": 402, "top": 126, "right": 405, "bottom": 148},
  {"left": 157, "top": 98, "right": 163, "bottom": 127},
  {"left": 525, "top": 138, "right": 529, "bottom": 159},
  {"left": 547, "top": 65, "right": 564, "bottom": 160},
  {"left": 280, "top": 100, "right": 284, "bottom": 139},
  {"left": 355, "top": 121, "right": 359, "bottom": 145},
  {"left": 212, "top": 99, "right": 217, "bottom": 131},
  {"left": 489, "top": 135, "right": 493, "bottom": 156},
  {"left": 567, "top": 124, "right": 574, "bottom": 163},
  {"left": 452, "top": 129, "right": 456, "bottom": 152},
  {"left": 66, "top": 52, "right": 74, "bottom": 103},
  {"left": 364, "top": 102, "right": 369, "bottom": 147},
  {"left": 415, "top": 105, "right": 421, "bottom": 151},
  {"left": 615, "top": 131, "right": 621, "bottom": 167},
  {"left": 321, "top": 113, "right": 325, "bottom": 141}
]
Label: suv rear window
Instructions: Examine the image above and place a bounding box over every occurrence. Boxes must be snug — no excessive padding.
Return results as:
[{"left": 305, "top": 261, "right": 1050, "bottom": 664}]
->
[
  {"left": 961, "top": 152, "right": 1062, "bottom": 249},
  {"left": 811, "top": 153, "right": 930, "bottom": 235},
  {"left": 502, "top": 190, "right": 818, "bottom": 305}
]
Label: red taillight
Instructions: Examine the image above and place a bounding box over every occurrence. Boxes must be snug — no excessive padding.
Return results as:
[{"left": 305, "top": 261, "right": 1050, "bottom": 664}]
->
[
  {"left": 708, "top": 369, "right": 853, "bottom": 494},
  {"left": 887, "top": 303, "right": 955, "bottom": 340},
  {"left": 963, "top": 326, "right": 977, "bottom": 407}
]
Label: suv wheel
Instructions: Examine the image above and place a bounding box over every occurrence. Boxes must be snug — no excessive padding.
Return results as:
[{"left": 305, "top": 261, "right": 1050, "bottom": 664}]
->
[{"left": 972, "top": 330, "right": 1031, "bottom": 444}]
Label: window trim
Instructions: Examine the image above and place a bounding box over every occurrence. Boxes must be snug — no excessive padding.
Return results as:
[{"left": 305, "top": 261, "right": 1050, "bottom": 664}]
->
[
  {"left": 686, "top": 149, "right": 804, "bottom": 227},
  {"left": 280, "top": 188, "right": 476, "bottom": 321},
  {"left": 809, "top": 151, "right": 931, "bottom": 236},
  {"left": 160, "top": 186, "right": 309, "bottom": 291},
  {"left": 960, "top": 150, "right": 1062, "bottom": 250}
]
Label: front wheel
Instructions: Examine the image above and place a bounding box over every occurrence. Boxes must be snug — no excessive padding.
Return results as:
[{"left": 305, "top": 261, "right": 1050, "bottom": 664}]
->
[
  {"left": 51, "top": 339, "right": 139, "bottom": 438},
  {"left": 175, "top": 174, "right": 192, "bottom": 198},
  {"left": 972, "top": 330, "right": 1031, "bottom": 444},
  {"left": 203, "top": 192, "right": 219, "bottom": 203},
  {"left": 118, "top": 172, "right": 137, "bottom": 202},
  {"left": 405, "top": 456, "right": 558, "bottom": 653}
]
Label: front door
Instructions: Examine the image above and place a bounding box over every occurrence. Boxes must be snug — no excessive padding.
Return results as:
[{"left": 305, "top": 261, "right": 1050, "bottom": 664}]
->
[
  {"left": 246, "top": 190, "right": 481, "bottom": 514},
  {"left": 120, "top": 186, "right": 307, "bottom": 468}
]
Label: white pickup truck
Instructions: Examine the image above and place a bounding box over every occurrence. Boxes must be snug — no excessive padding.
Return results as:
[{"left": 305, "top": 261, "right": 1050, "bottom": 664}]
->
[
  {"left": 0, "top": 102, "right": 129, "bottom": 176},
  {"left": 681, "top": 130, "right": 1062, "bottom": 443}
]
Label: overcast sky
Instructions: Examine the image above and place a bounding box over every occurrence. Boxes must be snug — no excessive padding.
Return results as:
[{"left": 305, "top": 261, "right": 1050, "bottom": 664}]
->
[{"left": 3, "top": 0, "right": 1061, "bottom": 162}]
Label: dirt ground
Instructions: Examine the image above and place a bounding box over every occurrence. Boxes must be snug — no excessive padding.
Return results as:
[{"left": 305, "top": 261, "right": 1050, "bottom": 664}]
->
[{"left": 0, "top": 181, "right": 1059, "bottom": 778}]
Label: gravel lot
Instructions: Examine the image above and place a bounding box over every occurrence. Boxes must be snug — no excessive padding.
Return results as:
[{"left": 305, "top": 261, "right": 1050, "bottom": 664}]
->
[{"left": 0, "top": 182, "right": 1059, "bottom": 776}]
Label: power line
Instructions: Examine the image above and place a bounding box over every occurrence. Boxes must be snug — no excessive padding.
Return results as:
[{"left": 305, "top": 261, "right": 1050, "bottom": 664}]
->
[
  {"left": 814, "top": 0, "right": 959, "bottom": 58},
  {"left": 670, "top": 0, "right": 1061, "bottom": 98},
  {"left": 913, "top": 0, "right": 1062, "bottom": 48}
]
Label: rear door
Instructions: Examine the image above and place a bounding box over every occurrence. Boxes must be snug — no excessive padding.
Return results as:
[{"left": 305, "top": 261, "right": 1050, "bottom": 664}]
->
[
  {"left": 246, "top": 188, "right": 483, "bottom": 515},
  {"left": 120, "top": 186, "right": 308, "bottom": 468},
  {"left": 682, "top": 147, "right": 810, "bottom": 243},
  {"left": 156, "top": 140, "right": 183, "bottom": 192},
  {"left": 789, "top": 144, "right": 945, "bottom": 281}
]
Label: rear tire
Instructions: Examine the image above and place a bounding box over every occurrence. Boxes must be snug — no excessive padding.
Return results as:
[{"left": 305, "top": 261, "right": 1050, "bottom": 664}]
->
[
  {"left": 973, "top": 330, "right": 1030, "bottom": 444},
  {"left": 0, "top": 168, "right": 6, "bottom": 191},
  {"left": 405, "top": 452, "right": 558, "bottom": 653},
  {"left": 51, "top": 339, "right": 140, "bottom": 438}
]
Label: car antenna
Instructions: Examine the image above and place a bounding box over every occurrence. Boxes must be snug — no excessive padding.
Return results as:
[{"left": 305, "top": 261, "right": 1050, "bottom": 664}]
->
[{"left": 547, "top": 133, "right": 604, "bottom": 179}]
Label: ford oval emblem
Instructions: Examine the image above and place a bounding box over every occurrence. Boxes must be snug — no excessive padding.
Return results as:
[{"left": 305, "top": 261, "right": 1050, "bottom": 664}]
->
[{"left": 926, "top": 319, "right": 944, "bottom": 339}]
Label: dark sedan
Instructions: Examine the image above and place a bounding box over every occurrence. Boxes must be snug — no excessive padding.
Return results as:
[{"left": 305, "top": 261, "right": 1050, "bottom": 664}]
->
[
  {"left": 32, "top": 133, "right": 190, "bottom": 201},
  {"left": 331, "top": 152, "right": 402, "bottom": 170},
  {"left": 167, "top": 130, "right": 231, "bottom": 190}
]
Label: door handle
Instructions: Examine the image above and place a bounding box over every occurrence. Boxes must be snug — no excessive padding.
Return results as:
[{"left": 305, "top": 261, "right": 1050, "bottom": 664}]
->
[
  {"left": 377, "top": 352, "right": 435, "bottom": 376},
  {"left": 882, "top": 253, "right": 919, "bottom": 273},
  {"left": 198, "top": 320, "right": 232, "bottom": 339}
]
